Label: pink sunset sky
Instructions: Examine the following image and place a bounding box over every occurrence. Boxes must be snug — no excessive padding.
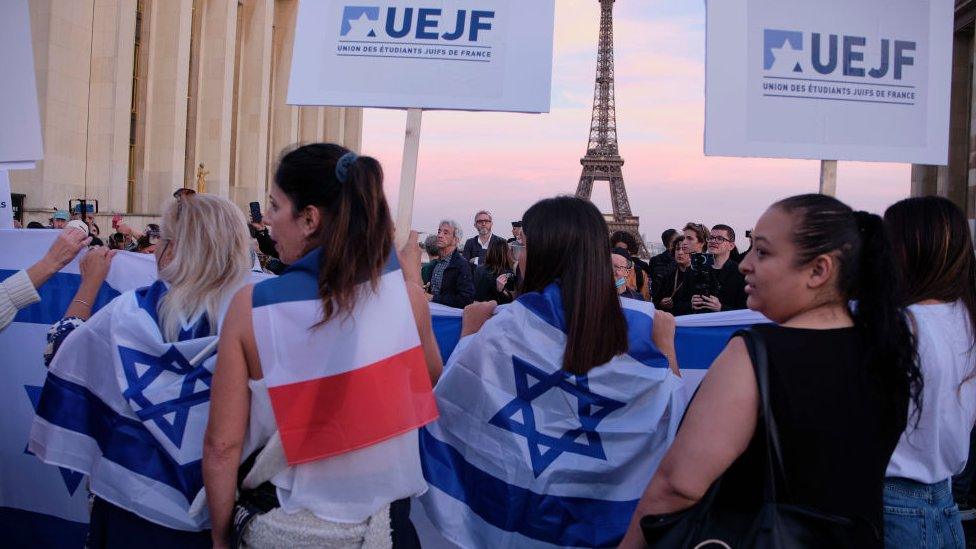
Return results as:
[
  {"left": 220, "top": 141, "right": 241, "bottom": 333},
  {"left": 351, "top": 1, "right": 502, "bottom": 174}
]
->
[{"left": 361, "top": 0, "right": 912, "bottom": 247}]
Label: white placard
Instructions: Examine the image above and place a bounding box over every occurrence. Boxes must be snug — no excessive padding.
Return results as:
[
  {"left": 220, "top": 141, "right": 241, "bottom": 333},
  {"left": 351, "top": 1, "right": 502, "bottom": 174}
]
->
[
  {"left": 287, "top": 0, "right": 555, "bottom": 113},
  {"left": 0, "top": 171, "right": 13, "bottom": 229},
  {"left": 0, "top": 0, "right": 43, "bottom": 165},
  {"left": 704, "top": 0, "right": 953, "bottom": 165}
]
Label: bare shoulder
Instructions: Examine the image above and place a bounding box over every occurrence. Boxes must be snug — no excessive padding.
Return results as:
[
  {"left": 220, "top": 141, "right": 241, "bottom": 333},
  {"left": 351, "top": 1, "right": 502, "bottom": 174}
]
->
[
  {"left": 704, "top": 336, "right": 753, "bottom": 382},
  {"left": 223, "top": 285, "right": 254, "bottom": 336}
]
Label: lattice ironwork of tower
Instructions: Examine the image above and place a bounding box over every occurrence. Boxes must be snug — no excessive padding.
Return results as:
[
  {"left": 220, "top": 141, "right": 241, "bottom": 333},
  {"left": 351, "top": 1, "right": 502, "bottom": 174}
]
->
[{"left": 575, "top": 0, "right": 644, "bottom": 254}]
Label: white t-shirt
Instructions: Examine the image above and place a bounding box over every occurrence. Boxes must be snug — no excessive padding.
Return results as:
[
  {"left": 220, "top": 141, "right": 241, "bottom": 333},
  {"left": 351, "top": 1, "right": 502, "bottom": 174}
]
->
[{"left": 887, "top": 301, "right": 976, "bottom": 483}]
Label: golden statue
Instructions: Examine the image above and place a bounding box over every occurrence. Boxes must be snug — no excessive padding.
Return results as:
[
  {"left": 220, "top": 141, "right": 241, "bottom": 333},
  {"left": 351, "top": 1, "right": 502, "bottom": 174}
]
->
[{"left": 195, "top": 163, "right": 209, "bottom": 194}]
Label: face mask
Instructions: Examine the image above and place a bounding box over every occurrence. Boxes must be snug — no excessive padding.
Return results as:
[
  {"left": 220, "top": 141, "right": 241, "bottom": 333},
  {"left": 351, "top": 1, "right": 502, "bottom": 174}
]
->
[{"left": 615, "top": 277, "right": 627, "bottom": 289}]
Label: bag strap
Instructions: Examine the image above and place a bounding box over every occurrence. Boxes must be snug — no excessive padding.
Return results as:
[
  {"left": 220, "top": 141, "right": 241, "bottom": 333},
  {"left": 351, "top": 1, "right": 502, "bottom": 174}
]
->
[{"left": 735, "top": 328, "right": 790, "bottom": 504}]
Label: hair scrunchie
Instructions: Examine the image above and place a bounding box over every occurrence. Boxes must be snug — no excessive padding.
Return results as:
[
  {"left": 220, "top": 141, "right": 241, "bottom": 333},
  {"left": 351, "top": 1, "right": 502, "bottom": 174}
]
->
[{"left": 335, "top": 152, "right": 359, "bottom": 184}]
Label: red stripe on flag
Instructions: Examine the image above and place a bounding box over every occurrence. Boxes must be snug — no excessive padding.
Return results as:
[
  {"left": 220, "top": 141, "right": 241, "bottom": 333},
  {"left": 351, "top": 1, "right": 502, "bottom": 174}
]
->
[{"left": 267, "top": 346, "right": 438, "bottom": 465}]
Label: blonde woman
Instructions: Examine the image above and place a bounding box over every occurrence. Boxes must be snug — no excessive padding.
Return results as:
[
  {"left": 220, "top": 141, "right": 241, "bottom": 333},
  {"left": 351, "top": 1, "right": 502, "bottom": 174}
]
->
[{"left": 30, "top": 194, "right": 254, "bottom": 548}]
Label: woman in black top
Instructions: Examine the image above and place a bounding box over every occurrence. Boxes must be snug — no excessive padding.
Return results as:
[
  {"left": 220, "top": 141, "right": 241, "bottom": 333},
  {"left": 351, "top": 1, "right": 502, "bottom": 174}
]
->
[
  {"left": 620, "top": 194, "right": 922, "bottom": 548},
  {"left": 473, "top": 237, "right": 515, "bottom": 304}
]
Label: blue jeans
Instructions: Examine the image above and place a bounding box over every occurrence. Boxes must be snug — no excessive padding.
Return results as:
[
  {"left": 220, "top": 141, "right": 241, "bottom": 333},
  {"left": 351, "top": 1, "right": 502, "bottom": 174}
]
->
[
  {"left": 952, "top": 427, "right": 976, "bottom": 505},
  {"left": 884, "top": 477, "right": 965, "bottom": 549}
]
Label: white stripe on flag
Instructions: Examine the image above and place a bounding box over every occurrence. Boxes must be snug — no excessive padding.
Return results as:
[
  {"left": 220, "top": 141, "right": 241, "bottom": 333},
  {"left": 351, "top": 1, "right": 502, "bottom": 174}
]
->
[{"left": 257, "top": 268, "right": 419, "bottom": 386}]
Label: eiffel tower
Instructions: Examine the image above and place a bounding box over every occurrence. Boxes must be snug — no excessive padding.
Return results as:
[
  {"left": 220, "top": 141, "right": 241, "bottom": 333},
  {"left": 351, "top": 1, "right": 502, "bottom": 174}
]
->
[{"left": 575, "top": 0, "right": 645, "bottom": 255}]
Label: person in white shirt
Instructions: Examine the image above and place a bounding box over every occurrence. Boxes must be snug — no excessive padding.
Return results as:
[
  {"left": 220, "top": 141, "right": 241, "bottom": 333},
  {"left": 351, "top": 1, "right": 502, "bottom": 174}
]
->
[
  {"left": 883, "top": 196, "right": 976, "bottom": 549},
  {"left": 0, "top": 227, "right": 89, "bottom": 332}
]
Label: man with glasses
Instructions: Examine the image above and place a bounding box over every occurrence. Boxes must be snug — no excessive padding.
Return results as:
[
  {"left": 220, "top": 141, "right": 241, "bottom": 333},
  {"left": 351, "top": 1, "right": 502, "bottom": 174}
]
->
[
  {"left": 462, "top": 210, "right": 506, "bottom": 267},
  {"left": 691, "top": 224, "right": 748, "bottom": 312}
]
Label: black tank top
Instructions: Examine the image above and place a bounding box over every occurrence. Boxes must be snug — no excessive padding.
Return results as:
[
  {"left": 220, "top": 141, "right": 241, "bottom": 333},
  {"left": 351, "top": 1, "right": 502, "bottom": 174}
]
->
[{"left": 714, "top": 324, "right": 908, "bottom": 547}]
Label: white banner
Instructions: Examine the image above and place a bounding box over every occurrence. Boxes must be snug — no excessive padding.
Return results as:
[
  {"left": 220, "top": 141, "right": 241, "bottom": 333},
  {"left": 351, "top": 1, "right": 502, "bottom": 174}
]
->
[
  {"left": 704, "top": 0, "right": 953, "bottom": 164},
  {"left": 0, "top": 171, "right": 12, "bottom": 229},
  {"left": 0, "top": 0, "right": 43, "bottom": 167},
  {"left": 287, "top": 0, "right": 555, "bottom": 113}
]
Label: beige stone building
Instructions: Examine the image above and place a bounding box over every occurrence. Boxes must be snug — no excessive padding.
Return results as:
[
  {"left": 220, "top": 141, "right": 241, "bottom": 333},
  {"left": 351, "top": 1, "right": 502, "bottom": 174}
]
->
[
  {"left": 912, "top": 0, "right": 976, "bottom": 231},
  {"left": 12, "top": 0, "right": 362, "bottom": 227}
]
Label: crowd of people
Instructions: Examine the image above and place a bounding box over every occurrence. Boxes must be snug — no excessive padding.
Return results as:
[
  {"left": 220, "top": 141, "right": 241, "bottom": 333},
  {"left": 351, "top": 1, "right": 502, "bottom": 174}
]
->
[
  {"left": 414, "top": 210, "right": 753, "bottom": 318},
  {"left": 2, "top": 141, "right": 975, "bottom": 548}
]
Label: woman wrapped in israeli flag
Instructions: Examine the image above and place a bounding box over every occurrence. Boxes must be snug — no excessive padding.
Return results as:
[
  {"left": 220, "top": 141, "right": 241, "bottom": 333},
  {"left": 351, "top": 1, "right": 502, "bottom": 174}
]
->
[
  {"left": 29, "top": 194, "right": 258, "bottom": 548},
  {"left": 203, "top": 143, "right": 443, "bottom": 548},
  {"left": 418, "top": 196, "right": 687, "bottom": 548}
]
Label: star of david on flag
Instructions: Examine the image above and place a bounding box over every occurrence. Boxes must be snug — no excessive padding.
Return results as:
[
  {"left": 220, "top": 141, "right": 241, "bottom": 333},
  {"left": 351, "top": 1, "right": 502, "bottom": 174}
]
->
[
  {"left": 118, "top": 345, "right": 213, "bottom": 449},
  {"left": 489, "top": 355, "right": 625, "bottom": 477}
]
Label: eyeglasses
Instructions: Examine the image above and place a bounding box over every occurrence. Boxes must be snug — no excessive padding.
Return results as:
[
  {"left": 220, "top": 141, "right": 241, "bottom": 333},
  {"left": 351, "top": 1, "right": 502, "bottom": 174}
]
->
[
  {"left": 475, "top": 219, "right": 491, "bottom": 224},
  {"left": 707, "top": 235, "right": 733, "bottom": 243}
]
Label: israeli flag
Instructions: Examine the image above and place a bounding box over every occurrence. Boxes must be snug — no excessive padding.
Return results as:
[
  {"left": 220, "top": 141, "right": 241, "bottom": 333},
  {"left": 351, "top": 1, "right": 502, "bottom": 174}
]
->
[
  {"left": 28, "top": 281, "right": 223, "bottom": 530},
  {"left": 419, "top": 283, "right": 687, "bottom": 548}
]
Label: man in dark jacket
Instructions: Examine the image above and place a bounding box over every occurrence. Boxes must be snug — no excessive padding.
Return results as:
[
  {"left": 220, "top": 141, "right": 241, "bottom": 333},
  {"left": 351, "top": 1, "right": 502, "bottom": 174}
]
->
[
  {"left": 648, "top": 229, "right": 679, "bottom": 294},
  {"left": 462, "top": 210, "right": 507, "bottom": 267},
  {"left": 691, "top": 224, "right": 747, "bottom": 313},
  {"left": 430, "top": 220, "right": 475, "bottom": 308}
]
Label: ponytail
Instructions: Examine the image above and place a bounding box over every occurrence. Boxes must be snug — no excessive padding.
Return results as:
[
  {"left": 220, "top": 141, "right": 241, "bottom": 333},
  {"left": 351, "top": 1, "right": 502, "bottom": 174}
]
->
[
  {"left": 774, "top": 195, "right": 922, "bottom": 417},
  {"left": 274, "top": 143, "right": 394, "bottom": 324},
  {"left": 851, "top": 211, "right": 922, "bottom": 422}
]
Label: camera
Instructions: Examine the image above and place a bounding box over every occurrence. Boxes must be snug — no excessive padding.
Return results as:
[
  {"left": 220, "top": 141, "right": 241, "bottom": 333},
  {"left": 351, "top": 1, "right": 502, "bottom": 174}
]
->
[{"left": 688, "top": 253, "right": 719, "bottom": 298}]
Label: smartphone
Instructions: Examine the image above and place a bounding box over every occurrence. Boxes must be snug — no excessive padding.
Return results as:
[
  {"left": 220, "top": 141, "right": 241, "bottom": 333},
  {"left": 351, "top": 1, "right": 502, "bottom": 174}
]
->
[
  {"left": 249, "top": 202, "right": 262, "bottom": 223},
  {"left": 112, "top": 214, "right": 122, "bottom": 230}
]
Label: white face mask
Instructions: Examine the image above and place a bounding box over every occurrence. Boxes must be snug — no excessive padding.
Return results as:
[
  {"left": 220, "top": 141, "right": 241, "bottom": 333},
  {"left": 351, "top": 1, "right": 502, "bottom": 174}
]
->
[{"left": 615, "top": 277, "right": 627, "bottom": 289}]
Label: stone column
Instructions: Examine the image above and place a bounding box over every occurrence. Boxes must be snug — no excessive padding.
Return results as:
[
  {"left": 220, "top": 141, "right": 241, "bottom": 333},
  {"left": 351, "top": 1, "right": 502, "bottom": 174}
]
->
[
  {"left": 229, "top": 0, "right": 273, "bottom": 210},
  {"left": 268, "top": 0, "right": 300, "bottom": 180},
  {"left": 193, "top": 0, "right": 238, "bottom": 200},
  {"left": 85, "top": 0, "right": 137, "bottom": 214},
  {"left": 910, "top": 165, "right": 939, "bottom": 197},
  {"left": 137, "top": 0, "right": 193, "bottom": 214},
  {"left": 343, "top": 107, "right": 363, "bottom": 153},
  {"left": 940, "top": 31, "right": 973, "bottom": 209}
]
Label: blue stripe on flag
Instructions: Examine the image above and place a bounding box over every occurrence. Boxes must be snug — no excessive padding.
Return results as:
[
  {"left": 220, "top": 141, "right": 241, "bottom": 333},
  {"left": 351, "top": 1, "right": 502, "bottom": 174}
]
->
[
  {"left": 419, "top": 428, "right": 635, "bottom": 548},
  {"left": 674, "top": 324, "right": 753, "bottom": 370},
  {"left": 432, "top": 315, "right": 461, "bottom": 362},
  {"left": 620, "top": 307, "right": 670, "bottom": 368},
  {"left": 0, "top": 270, "right": 120, "bottom": 325},
  {"left": 0, "top": 506, "right": 88, "bottom": 549},
  {"left": 35, "top": 374, "right": 203, "bottom": 502},
  {"left": 252, "top": 248, "right": 402, "bottom": 308}
]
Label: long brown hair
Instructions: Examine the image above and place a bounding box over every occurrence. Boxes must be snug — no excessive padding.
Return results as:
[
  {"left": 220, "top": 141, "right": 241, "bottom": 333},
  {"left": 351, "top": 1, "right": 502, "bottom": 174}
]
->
[
  {"left": 274, "top": 143, "right": 394, "bottom": 323},
  {"left": 885, "top": 196, "right": 976, "bottom": 362},
  {"left": 521, "top": 196, "right": 628, "bottom": 375},
  {"left": 484, "top": 237, "right": 511, "bottom": 276}
]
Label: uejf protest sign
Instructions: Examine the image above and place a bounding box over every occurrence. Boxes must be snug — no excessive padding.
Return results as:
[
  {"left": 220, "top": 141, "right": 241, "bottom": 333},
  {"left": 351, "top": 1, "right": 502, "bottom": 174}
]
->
[
  {"left": 288, "top": 0, "right": 555, "bottom": 241},
  {"left": 704, "top": 0, "right": 953, "bottom": 166},
  {"left": 288, "top": 1, "right": 554, "bottom": 112}
]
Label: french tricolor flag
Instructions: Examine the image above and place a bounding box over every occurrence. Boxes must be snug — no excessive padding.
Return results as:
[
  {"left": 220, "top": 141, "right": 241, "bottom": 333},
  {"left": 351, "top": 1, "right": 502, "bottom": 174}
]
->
[{"left": 251, "top": 249, "right": 438, "bottom": 465}]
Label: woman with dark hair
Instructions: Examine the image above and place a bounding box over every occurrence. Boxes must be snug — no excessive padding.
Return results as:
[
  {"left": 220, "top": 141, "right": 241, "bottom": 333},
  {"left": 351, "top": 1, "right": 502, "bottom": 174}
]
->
[
  {"left": 882, "top": 196, "right": 975, "bottom": 548},
  {"left": 420, "top": 196, "right": 681, "bottom": 546},
  {"left": 472, "top": 237, "right": 515, "bottom": 304},
  {"left": 621, "top": 194, "right": 922, "bottom": 548},
  {"left": 203, "top": 143, "right": 442, "bottom": 548}
]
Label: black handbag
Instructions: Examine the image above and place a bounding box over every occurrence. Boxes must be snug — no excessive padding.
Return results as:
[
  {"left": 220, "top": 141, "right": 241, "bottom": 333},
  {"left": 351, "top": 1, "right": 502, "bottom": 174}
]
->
[{"left": 640, "top": 328, "right": 858, "bottom": 548}]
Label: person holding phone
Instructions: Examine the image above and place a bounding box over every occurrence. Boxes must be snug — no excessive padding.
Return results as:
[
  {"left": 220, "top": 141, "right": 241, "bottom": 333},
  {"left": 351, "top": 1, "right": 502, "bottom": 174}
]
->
[{"left": 473, "top": 238, "right": 514, "bottom": 304}]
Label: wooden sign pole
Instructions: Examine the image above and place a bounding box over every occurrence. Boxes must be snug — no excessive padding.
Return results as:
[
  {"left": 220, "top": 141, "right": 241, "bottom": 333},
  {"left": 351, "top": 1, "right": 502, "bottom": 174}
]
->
[
  {"left": 819, "top": 159, "right": 838, "bottom": 196},
  {"left": 395, "top": 108, "right": 424, "bottom": 247}
]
